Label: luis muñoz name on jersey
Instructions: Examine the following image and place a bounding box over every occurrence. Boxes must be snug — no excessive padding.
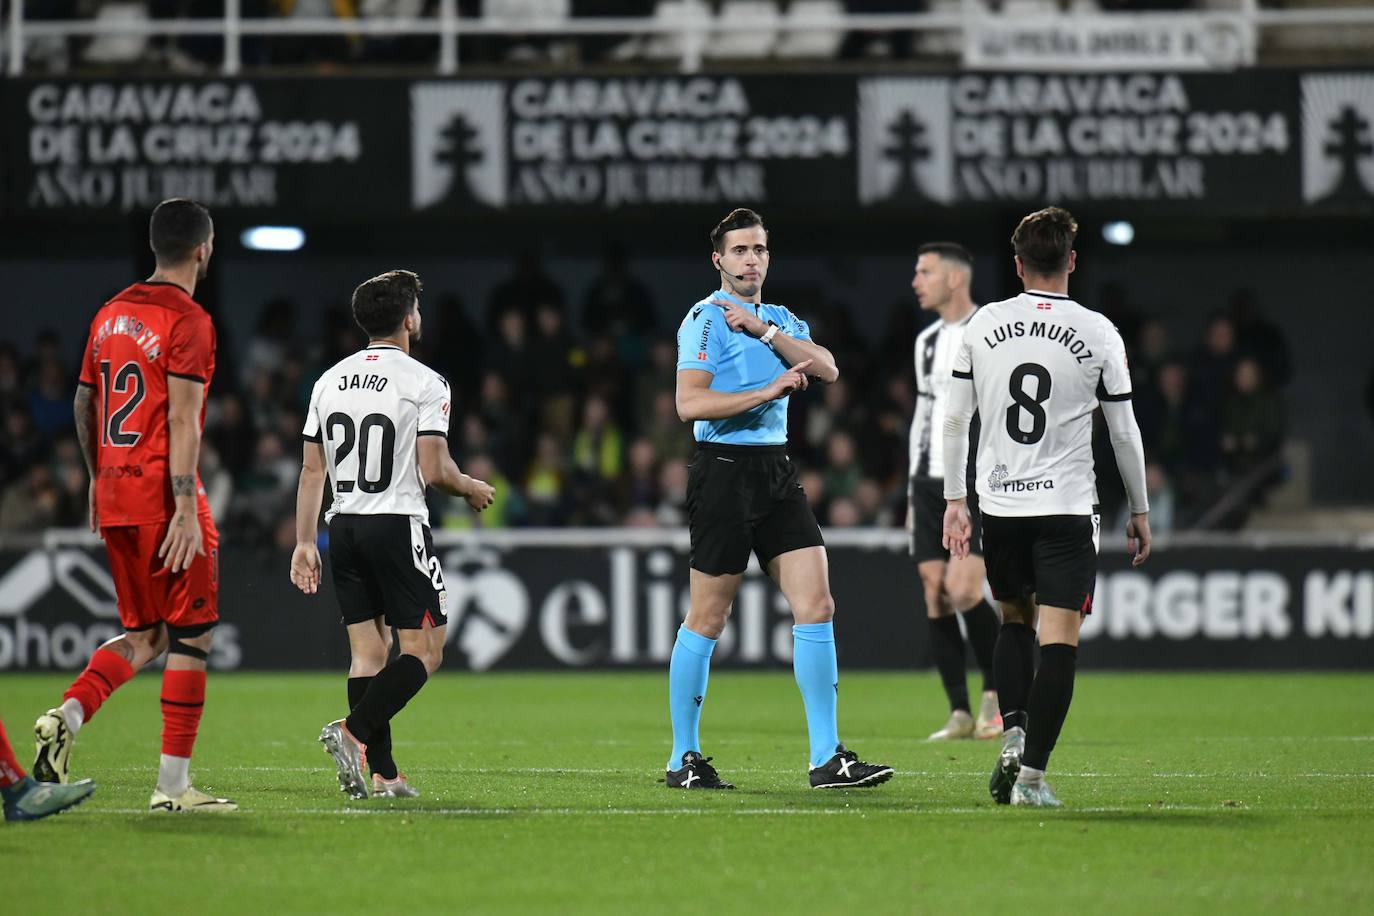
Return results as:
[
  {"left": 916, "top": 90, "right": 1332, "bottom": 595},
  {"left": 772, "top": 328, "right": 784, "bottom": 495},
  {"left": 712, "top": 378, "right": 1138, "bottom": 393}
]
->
[{"left": 982, "top": 319, "right": 1094, "bottom": 364}]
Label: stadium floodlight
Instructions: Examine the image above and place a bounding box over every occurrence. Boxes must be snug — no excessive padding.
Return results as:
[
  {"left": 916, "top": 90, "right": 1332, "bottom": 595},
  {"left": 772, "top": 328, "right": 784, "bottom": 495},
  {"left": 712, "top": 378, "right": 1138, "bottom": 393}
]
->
[
  {"left": 1102, "top": 221, "right": 1135, "bottom": 246},
  {"left": 241, "top": 226, "right": 306, "bottom": 252}
]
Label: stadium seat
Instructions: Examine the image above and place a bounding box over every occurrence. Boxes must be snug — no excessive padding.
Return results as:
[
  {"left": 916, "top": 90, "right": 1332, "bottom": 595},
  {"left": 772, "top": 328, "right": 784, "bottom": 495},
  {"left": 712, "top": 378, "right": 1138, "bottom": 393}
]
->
[
  {"left": 914, "top": 0, "right": 968, "bottom": 57},
  {"left": 80, "top": 2, "right": 152, "bottom": 66},
  {"left": 616, "top": 0, "right": 712, "bottom": 62},
  {"left": 774, "top": 0, "right": 844, "bottom": 59},
  {"left": 705, "top": 0, "right": 782, "bottom": 59}
]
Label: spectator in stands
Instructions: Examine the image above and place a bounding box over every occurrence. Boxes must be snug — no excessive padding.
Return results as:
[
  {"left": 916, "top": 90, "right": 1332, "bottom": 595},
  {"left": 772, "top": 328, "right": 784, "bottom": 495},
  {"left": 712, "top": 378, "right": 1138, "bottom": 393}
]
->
[
  {"left": 1133, "top": 318, "right": 1171, "bottom": 390},
  {"left": 581, "top": 241, "right": 656, "bottom": 371},
  {"left": 433, "top": 294, "right": 485, "bottom": 404},
  {"left": 571, "top": 394, "right": 623, "bottom": 523},
  {"left": 529, "top": 300, "right": 582, "bottom": 439},
  {"left": 822, "top": 430, "right": 862, "bottom": 502},
  {"left": 654, "top": 460, "right": 688, "bottom": 527},
  {"left": 0, "top": 345, "right": 23, "bottom": 413},
  {"left": 0, "top": 464, "right": 60, "bottom": 531},
  {"left": 265, "top": 0, "right": 360, "bottom": 66},
  {"left": 645, "top": 389, "right": 692, "bottom": 466},
  {"left": 634, "top": 340, "right": 678, "bottom": 440},
  {"left": 27, "top": 352, "right": 70, "bottom": 443},
  {"left": 1, "top": 406, "right": 46, "bottom": 485},
  {"left": 241, "top": 298, "right": 296, "bottom": 389},
  {"left": 207, "top": 392, "right": 256, "bottom": 480},
  {"left": 524, "top": 432, "right": 570, "bottom": 526},
  {"left": 615, "top": 437, "right": 661, "bottom": 517},
  {"left": 486, "top": 308, "right": 536, "bottom": 411},
  {"left": 1135, "top": 360, "right": 1214, "bottom": 515},
  {"left": 1190, "top": 311, "right": 1238, "bottom": 419},
  {"left": 802, "top": 376, "right": 851, "bottom": 462},
  {"left": 50, "top": 437, "right": 89, "bottom": 528},
  {"left": 1229, "top": 288, "right": 1291, "bottom": 390},
  {"left": 489, "top": 247, "right": 565, "bottom": 330},
  {"left": 1220, "top": 357, "right": 1285, "bottom": 487},
  {"left": 827, "top": 495, "right": 861, "bottom": 528}
]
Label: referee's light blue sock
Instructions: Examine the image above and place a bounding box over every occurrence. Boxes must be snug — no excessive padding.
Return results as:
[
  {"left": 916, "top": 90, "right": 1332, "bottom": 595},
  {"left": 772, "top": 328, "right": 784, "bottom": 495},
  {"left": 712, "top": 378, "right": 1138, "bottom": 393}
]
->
[
  {"left": 793, "top": 622, "right": 842, "bottom": 768},
  {"left": 668, "top": 625, "right": 717, "bottom": 771}
]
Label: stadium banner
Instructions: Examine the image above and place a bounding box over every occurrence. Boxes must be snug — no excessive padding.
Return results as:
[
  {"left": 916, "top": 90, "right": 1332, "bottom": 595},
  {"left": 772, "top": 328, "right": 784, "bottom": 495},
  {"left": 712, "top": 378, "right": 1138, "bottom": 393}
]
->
[
  {"left": 0, "top": 532, "right": 1369, "bottom": 672},
  {"left": 3, "top": 71, "right": 1373, "bottom": 216},
  {"left": 961, "top": 13, "right": 1255, "bottom": 72}
]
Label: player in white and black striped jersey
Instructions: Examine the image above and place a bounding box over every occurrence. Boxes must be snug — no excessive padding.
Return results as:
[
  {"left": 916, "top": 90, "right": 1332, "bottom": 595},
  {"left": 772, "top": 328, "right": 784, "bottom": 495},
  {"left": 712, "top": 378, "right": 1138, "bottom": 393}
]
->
[
  {"left": 290, "top": 269, "right": 495, "bottom": 799},
  {"left": 942, "top": 208, "right": 1152, "bottom": 808},
  {"left": 906, "top": 243, "right": 1002, "bottom": 742}
]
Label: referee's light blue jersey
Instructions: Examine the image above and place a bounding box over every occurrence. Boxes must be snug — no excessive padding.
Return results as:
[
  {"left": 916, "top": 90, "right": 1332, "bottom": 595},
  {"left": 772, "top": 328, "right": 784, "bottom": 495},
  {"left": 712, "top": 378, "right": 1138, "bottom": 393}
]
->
[{"left": 675, "top": 289, "right": 813, "bottom": 446}]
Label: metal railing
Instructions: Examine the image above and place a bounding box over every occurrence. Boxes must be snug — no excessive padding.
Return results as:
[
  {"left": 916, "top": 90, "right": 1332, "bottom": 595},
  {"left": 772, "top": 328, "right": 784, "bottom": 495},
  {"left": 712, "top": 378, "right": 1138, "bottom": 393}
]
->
[{"left": 6, "top": 0, "right": 1374, "bottom": 78}]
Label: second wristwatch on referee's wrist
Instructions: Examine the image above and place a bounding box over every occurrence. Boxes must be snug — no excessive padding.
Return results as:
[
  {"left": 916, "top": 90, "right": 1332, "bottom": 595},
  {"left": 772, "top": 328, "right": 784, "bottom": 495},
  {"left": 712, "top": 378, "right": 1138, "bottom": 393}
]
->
[{"left": 760, "top": 321, "right": 779, "bottom": 347}]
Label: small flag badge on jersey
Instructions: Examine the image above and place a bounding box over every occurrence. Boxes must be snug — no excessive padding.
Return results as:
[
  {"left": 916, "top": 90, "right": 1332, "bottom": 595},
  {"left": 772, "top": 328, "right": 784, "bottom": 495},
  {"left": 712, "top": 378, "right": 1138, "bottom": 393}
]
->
[
  {"left": 365, "top": 354, "right": 380, "bottom": 361},
  {"left": 1036, "top": 302, "right": 1053, "bottom": 310},
  {"left": 697, "top": 351, "right": 708, "bottom": 360}
]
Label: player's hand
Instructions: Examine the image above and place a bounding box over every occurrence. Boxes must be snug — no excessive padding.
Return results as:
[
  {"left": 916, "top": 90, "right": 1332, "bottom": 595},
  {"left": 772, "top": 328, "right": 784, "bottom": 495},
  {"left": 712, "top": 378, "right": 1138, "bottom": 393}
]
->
[
  {"left": 157, "top": 507, "right": 205, "bottom": 574},
  {"left": 1126, "top": 513, "right": 1152, "bottom": 567},
  {"left": 290, "top": 542, "right": 322, "bottom": 594},
  {"left": 465, "top": 477, "right": 496, "bottom": 512},
  {"left": 87, "top": 479, "right": 99, "bottom": 534},
  {"left": 764, "top": 359, "right": 812, "bottom": 400},
  {"left": 942, "top": 500, "right": 972, "bottom": 560},
  {"left": 712, "top": 298, "right": 767, "bottom": 337}
]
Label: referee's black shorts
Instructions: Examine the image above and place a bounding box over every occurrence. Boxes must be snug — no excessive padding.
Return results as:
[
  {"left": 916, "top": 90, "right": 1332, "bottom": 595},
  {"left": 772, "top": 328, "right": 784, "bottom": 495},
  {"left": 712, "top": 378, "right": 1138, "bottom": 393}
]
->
[
  {"left": 686, "top": 442, "right": 825, "bottom": 576},
  {"left": 909, "top": 475, "right": 984, "bottom": 564},
  {"left": 329, "top": 513, "right": 448, "bottom": 629}
]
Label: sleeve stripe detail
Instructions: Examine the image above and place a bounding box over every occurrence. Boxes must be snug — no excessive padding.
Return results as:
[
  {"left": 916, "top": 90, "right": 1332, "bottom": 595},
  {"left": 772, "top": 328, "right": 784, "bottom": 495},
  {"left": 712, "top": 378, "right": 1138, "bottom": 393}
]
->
[
  {"left": 168, "top": 371, "right": 206, "bottom": 383},
  {"left": 302, "top": 433, "right": 322, "bottom": 443},
  {"left": 951, "top": 369, "right": 973, "bottom": 380},
  {"left": 77, "top": 379, "right": 96, "bottom": 389},
  {"left": 1099, "top": 391, "right": 1133, "bottom": 402},
  {"left": 417, "top": 430, "right": 448, "bottom": 438}
]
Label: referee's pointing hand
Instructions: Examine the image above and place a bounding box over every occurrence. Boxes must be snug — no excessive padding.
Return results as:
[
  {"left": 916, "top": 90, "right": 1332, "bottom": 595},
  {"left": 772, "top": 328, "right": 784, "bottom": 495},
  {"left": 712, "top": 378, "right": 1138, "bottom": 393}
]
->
[{"left": 765, "top": 359, "right": 812, "bottom": 400}]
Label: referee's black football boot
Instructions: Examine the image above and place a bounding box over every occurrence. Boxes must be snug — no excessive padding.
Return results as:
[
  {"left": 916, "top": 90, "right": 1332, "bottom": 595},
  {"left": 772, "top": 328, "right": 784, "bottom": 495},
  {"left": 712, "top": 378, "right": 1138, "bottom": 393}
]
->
[
  {"left": 989, "top": 729, "right": 1024, "bottom": 805},
  {"left": 666, "top": 751, "right": 735, "bottom": 789},
  {"left": 809, "top": 745, "right": 894, "bottom": 789}
]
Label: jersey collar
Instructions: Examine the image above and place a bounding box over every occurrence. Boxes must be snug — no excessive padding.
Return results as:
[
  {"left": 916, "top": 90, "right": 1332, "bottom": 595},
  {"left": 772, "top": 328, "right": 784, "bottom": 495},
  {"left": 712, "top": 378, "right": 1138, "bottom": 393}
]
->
[
  {"left": 1024, "top": 289, "right": 1072, "bottom": 301},
  {"left": 365, "top": 343, "right": 404, "bottom": 351}
]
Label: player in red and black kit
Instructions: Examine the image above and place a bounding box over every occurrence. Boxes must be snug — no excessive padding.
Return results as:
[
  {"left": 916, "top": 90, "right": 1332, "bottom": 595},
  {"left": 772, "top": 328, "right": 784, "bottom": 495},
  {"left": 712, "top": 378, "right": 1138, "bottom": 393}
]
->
[{"left": 31, "top": 198, "right": 237, "bottom": 812}]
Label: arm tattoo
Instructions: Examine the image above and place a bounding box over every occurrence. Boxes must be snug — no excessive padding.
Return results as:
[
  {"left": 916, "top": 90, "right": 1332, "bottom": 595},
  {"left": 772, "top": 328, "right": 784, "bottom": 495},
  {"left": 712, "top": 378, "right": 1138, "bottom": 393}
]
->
[
  {"left": 74, "top": 387, "right": 97, "bottom": 475},
  {"left": 171, "top": 475, "right": 196, "bottom": 498}
]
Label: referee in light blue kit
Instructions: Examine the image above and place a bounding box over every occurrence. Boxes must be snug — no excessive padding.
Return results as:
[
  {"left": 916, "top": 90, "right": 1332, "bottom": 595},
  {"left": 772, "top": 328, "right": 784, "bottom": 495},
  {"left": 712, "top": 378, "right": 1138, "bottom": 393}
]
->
[{"left": 664, "top": 208, "right": 894, "bottom": 790}]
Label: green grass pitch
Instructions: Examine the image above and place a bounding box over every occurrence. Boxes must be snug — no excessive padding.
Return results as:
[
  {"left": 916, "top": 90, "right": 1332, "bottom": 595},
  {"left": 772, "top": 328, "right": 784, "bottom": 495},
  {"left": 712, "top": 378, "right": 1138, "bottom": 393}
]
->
[{"left": 2, "top": 670, "right": 1371, "bottom": 914}]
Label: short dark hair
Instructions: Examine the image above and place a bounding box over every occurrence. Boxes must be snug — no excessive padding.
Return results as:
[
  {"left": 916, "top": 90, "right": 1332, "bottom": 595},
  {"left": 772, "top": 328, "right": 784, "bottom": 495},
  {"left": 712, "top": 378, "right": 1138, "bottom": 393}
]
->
[
  {"left": 1011, "top": 206, "right": 1078, "bottom": 275},
  {"left": 149, "top": 198, "right": 213, "bottom": 265},
  {"left": 917, "top": 242, "right": 974, "bottom": 272},
  {"left": 352, "top": 270, "right": 423, "bottom": 338},
  {"left": 710, "top": 208, "right": 767, "bottom": 253}
]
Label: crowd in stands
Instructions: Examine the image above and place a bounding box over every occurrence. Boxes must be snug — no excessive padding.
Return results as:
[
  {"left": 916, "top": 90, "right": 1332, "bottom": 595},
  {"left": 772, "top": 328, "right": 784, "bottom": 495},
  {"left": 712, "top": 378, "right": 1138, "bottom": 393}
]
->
[
  {"left": 0, "top": 256, "right": 1290, "bottom": 542},
  {"left": 8, "top": 0, "right": 1206, "bottom": 73}
]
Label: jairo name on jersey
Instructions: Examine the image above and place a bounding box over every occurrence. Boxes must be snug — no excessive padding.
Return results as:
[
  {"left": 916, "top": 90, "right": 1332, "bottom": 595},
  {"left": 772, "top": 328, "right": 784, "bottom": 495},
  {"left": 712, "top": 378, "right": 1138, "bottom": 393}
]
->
[
  {"left": 982, "top": 320, "right": 1093, "bottom": 364},
  {"left": 338, "top": 373, "right": 389, "bottom": 392}
]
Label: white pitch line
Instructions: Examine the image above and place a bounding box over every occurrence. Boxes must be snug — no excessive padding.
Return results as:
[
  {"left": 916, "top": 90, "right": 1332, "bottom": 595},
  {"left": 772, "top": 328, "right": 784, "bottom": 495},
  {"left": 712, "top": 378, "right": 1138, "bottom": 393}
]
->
[
  {"left": 78, "top": 803, "right": 1354, "bottom": 818},
  {"left": 101, "top": 765, "right": 1374, "bottom": 778}
]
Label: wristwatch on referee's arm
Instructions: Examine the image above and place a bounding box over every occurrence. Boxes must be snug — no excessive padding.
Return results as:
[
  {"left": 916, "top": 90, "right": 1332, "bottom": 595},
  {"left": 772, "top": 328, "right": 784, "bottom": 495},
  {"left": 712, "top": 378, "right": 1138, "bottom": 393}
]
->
[{"left": 760, "top": 321, "right": 779, "bottom": 348}]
